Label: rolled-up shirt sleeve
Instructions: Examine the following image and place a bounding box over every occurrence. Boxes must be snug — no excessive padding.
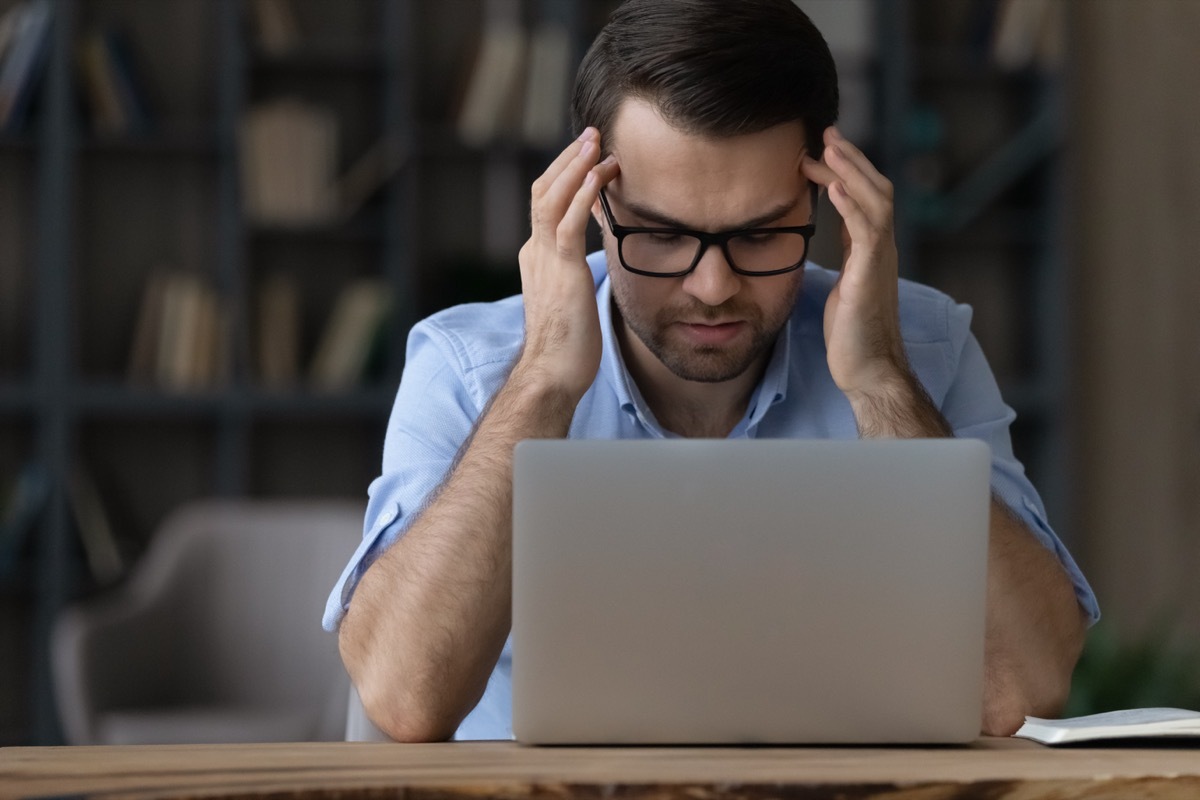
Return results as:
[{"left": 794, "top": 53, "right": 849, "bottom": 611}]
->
[
  {"left": 322, "top": 318, "right": 487, "bottom": 632},
  {"left": 938, "top": 301, "right": 1100, "bottom": 625}
]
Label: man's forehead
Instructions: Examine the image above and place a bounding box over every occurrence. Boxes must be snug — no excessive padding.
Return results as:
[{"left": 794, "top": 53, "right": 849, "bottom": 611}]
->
[{"left": 606, "top": 98, "right": 810, "bottom": 226}]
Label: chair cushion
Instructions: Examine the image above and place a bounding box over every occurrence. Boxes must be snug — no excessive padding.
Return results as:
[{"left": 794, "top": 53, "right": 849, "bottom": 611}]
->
[{"left": 96, "top": 705, "right": 322, "bottom": 744}]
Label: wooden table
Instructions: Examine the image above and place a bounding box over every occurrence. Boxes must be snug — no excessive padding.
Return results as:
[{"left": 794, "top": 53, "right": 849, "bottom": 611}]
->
[{"left": 2, "top": 739, "right": 1199, "bottom": 799}]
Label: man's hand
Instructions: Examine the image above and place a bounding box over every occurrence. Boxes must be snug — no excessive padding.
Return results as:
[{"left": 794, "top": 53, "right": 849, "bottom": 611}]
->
[
  {"left": 517, "top": 127, "right": 620, "bottom": 401},
  {"left": 801, "top": 127, "right": 911, "bottom": 404}
]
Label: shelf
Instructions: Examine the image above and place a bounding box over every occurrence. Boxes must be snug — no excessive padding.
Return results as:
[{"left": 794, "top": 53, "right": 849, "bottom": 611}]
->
[
  {"left": 78, "top": 130, "right": 221, "bottom": 157},
  {"left": 914, "top": 47, "right": 1051, "bottom": 84},
  {"left": 248, "top": 218, "right": 384, "bottom": 245},
  {"left": 907, "top": 208, "right": 1051, "bottom": 247},
  {"left": 419, "top": 126, "right": 561, "bottom": 162},
  {"left": 1000, "top": 380, "right": 1058, "bottom": 420},
  {"left": 74, "top": 383, "right": 395, "bottom": 418},
  {"left": 250, "top": 48, "right": 384, "bottom": 77},
  {"left": 77, "top": 384, "right": 226, "bottom": 416},
  {"left": 0, "top": 382, "right": 35, "bottom": 413},
  {"left": 246, "top": 387, "right": 395, "bottom": 417},
  {"left": 0, "top": 135, "right": 35, "bottom": 151}
]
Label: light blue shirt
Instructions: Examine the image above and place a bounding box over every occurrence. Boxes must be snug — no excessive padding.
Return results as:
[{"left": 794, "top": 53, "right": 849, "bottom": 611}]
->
[{"left": 323, "top": 251, "right": 1100, "bottom": 740}]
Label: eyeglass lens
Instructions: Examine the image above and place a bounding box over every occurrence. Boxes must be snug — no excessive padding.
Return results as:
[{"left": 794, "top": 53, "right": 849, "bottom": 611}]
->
[{"left": 620, "top": 230, "right": 809, "bottom": 274}]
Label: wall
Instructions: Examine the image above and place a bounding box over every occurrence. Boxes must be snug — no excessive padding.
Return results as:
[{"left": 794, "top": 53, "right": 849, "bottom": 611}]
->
[{"left": 1071, "top": 0, "right": 1200, "bottom": 641}]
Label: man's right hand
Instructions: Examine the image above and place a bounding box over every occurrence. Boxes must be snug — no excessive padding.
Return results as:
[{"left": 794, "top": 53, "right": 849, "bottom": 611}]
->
[{"left": 516, "top": 127, "right": 620, "bottom": 402}]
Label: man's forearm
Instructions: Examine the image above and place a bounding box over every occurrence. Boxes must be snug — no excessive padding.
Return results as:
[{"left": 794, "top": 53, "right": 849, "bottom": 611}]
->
[
  {"left": 339, "top": 365, "right": 577, "bottom": 742},
  {"left": 848, "top": 370, "right": 952, "bottom": 439},
  {"left": 981, "top": 499, "right": 1087, "bottom": 735},
  {"left": 849, "top": 368, "right": 1086, "bottom": 734}
]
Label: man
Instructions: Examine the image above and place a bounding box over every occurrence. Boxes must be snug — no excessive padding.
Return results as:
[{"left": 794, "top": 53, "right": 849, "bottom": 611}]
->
[{"left": 324, "top": 0, "right": 1098, "bottom": 742}]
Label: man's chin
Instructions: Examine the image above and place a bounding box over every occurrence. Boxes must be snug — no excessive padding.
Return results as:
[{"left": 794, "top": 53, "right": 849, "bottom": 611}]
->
[{"left": 655, "top": 345, "right": 758, "bottom": 384}]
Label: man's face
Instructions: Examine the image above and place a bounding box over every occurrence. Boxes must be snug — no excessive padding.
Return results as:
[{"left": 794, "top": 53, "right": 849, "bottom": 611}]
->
[{"left": 597, "top": 98, "right": 813, "bottom": 384}]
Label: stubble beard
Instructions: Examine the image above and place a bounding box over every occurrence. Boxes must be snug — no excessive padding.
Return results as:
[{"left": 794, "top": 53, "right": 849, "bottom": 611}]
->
[{"left": 612, "top": 290, "right": 792, "bottom": 384}]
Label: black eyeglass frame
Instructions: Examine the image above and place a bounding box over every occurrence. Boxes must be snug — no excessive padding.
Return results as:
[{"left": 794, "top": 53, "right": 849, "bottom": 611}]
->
[{"left": 598, "top": 183, "right": 819, "bottom": 278}]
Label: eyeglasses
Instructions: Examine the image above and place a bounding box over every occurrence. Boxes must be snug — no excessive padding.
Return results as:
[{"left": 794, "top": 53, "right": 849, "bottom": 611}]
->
[{"left": 598, "top": 184, "right": 818, "bottom": 277}]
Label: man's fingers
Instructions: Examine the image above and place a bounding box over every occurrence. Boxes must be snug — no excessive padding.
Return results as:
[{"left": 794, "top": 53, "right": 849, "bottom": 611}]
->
[
  {"left": 532, "top": 138, "right": 603, "bottom": 244},
  {"left": 801, "top": 155, "right": 837, "bottom": 190},
  {"left": 825, "top": 127, "right": 892, "bottom": 198},
  {"left": 532, "top": 128, "right": 598, "bottom": 202},
  {"left": 826, "top": 180, "right": 878, "bottom": 284},
  {"left": 825, "top": 144, "right": 891, "bottom": 221},
  {"left": 556, "top": 157, "right": 620, "bottom": 260}
]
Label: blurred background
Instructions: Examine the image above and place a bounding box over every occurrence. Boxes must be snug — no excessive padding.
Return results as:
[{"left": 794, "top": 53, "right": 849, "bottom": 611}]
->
[{"left": 0, "top": 0, "right": 1197, "bottom": 745}]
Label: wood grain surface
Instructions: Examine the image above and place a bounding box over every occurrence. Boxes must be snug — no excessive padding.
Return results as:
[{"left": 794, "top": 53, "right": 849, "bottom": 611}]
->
[{"left": 3, "top": 740, "right": 1200, "bottom": 800}]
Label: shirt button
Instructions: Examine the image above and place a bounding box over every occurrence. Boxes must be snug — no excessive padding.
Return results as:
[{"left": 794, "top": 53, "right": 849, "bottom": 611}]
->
[{"left": 377, "top": 505, "right": 399, "bottom": 527}]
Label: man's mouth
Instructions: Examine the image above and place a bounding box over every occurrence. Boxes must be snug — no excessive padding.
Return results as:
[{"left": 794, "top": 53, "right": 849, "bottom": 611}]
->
[{"left": 677, "top": 320, "right": 746, "bottom": 345}]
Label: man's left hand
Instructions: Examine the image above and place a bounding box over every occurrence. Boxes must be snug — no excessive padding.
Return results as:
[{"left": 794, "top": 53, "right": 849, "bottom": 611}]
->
[{"left": 802, "top": 127, "right": 911, "bottom": 404}]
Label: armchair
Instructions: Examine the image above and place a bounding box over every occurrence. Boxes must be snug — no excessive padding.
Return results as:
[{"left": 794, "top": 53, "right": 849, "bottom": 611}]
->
[{"left": 52, "top": 498, "right": 362, "bottom": 744}]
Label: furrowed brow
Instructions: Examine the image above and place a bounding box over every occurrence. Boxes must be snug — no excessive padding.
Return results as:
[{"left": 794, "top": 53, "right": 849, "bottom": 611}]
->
[{"left": 622, "top": 196, "right": 801, "bottom": 231}]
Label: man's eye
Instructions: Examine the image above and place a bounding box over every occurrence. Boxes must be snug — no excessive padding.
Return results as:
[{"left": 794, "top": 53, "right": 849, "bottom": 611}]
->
[
  {"left": 647, "top": 233, "right": 684, "bottom": 245},
  {"left": 738, "top": 232, "right": 778, "bottom": 246}
]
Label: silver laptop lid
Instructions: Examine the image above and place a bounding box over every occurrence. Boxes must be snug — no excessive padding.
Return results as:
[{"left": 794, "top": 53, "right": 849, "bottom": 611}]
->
[{"left": 512, "top": 438, "right": 991, "bottom": 744}]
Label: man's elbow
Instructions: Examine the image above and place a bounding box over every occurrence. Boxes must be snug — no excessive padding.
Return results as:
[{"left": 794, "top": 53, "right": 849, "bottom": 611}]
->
[
  {"left": 339, "top": 624, "right": 464, "bottom": 743},
  {"left": 359, "top": 683, "right": 460, "bottom": 743},
  {"left": 982, "top": 612, "right": 1086, "bottom": 736}
]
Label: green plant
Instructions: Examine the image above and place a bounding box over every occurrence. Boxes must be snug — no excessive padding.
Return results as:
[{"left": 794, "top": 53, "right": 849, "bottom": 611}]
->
[{"left": 1065, "top": 619, "right": 1200, "bottom": 717}]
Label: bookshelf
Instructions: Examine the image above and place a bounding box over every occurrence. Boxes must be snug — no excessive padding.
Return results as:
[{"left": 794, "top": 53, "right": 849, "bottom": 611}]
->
[
  {"left": 1, "top": 0, "right": 1072, "bottom": 745},
  {"left": 0, "top": 0, "right": 605, "bottom": 746},
  {"left": 871, "top": 0, "right": 1074, "bottom": 539},
  {"left": 0, "top": 0, "right": 419, "bottom": 744}
]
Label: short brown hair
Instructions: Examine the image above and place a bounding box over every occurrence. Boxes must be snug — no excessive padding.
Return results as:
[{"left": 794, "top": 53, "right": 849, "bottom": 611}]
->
[{"left": 570, "top": 0, "right": 839, "bottom": 157}]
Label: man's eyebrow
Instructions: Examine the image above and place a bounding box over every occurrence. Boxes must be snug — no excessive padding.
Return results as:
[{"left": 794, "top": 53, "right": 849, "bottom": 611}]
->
[{"left": 621, "top": 195, "right": 801, "bottom": 231}]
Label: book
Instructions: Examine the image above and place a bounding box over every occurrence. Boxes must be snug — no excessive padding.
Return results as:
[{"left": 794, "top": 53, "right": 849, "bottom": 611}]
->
[
  {"left": 240, "top": 99, "right": 339, "bottom": 225},
  {"left": 336, "top": 135, "right": 409, "bottom": 222},
  {"left": 456, "top": 20, "right": 528, "bottom": 147},
  {"left": 0, "top": 0, "right": 52, "bottom": 133},
  {"left": 520, "top": 21, "right": 571, "bottom": 149},
  {"left": 0, "top": 4, "right": 26, "bottom": 68},
  {"left": 256, "top": 271, "right": 301, "bottom": 389},
  {"left": 250, "top": 0, "right": 302, "bottom": 55},
  {"left": 67, "top": 462, "right": 125, "bottom": 586},
  {"left": 0, "top": 462, "right": 49, "bottom": 582},
  {"left": 308, "top": 278, "right": 391, "bottom": 391},
  {"left": 100, "top": 28, "right": 154, "bottom": 133},
  {"left": 1014, "top": 708, "right": 1200, "bottom": 745},
  {"left": 128, "top": 270, "right": 224, "bottom": 391},
  {"left": 77, "top": 32, "right": 127, "bottom": 133},
  {"left": 992, "top": 0, "right": 1051, "bottom": 72},
  {"left": 127, "top": 270, "right": 169, "bottom": 384}
]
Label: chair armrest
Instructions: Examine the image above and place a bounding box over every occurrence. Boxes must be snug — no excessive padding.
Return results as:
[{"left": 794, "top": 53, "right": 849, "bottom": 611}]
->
[{"left": 51, "top": 582, "right": 183, "bottom": 744}]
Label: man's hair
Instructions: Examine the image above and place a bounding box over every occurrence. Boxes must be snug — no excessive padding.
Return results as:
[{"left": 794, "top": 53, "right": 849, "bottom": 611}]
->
[{"left": 570, "top": 0, "right": 839, "bottom": 157}]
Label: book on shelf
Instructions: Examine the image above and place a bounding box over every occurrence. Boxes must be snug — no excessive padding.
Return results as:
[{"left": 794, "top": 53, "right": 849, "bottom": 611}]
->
[
  {"left": 256, "top": 271, "right": 301, "bottom": 389},
  {"left": 337, "top": 135, "right": 409, "bottom": 222},
  {"left": 67, "top": 462, "right": 125, "bottom": 586},
  {"left": 520, "top": 21, "right": 571, "bottom": 149},
  {"left": 456, "top": 20, "right": 528, "bottom": 147},
  {"left": 249, "top": 0, "right": 302, "bottom": 56},
  {"left": 75, "top": 28, "right": 154, "bottom": 135},
  {"left": 0, "top": 4, "right": 25, "bottom": 70},
  {"left": 240, "top": 98, "right": 339, "bottom": 226},
  {"left": 0, "top": 462, "right": 49, "bottom": 583},
  {"left": 1014, "top": 708, "right": 1200, "bottom": 745},
  {"left": 992, "top": 0, "right": 1062, "bottom": 72},
  {"left": 76, "top": 32, "right": 125, "bottom": 133},
  {"left": 127, "top": 270, "right": 228, "bottom": 392},
  {"left": 308, "top": 277, "right": 391, "bottom": 392},
  {"left": 0, "top": 0, "right": 52, "bottom": 134}
]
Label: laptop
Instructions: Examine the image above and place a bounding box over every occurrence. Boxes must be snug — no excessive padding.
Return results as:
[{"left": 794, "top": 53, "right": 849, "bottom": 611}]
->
[{"left": 511, "top": 438, "right": 991, "bottom": 745}]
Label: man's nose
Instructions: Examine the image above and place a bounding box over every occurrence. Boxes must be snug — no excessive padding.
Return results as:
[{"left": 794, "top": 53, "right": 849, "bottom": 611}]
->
[{"left": 681, "top": 244, "right": 740, "bottom": 307}]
